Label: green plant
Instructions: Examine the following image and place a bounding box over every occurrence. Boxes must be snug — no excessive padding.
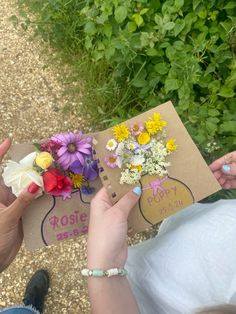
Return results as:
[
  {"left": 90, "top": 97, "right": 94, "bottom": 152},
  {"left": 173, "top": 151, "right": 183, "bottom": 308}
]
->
[
  {"left": 11, "top": 0, "right": 236, "bottom": 200},
  {"left": 15, "top": 0, "right": 236, "bottom": 163}
]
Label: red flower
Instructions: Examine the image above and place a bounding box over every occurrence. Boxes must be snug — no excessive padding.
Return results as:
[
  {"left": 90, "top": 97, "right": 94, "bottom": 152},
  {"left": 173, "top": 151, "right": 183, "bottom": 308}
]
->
[{"left": 43, "top": 168, "right": 73, "bottom": 200}]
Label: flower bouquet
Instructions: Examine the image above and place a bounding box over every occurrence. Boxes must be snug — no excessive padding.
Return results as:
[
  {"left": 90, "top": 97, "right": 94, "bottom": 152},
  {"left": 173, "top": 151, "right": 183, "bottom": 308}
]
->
[
  {"left": 2, "top": 132, "right": 99, "bottom": 199},
  {"left": 104, "top": 112, "right": 177, "bottom": 185}
]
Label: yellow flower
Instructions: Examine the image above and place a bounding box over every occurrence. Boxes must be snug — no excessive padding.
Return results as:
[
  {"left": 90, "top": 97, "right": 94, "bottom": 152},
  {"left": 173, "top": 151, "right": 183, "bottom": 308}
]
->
[
  {"left": 113, "top": 124, "right": 130, "bottom": 142},
  {"left": 137, "top": 132, "right": 150, "bottom": 145},
  {"left": 35, "top": 152, "right": 54, "bottom": 169},
  {"left": 69, "top": 173, "right": 84, "bottom": 188},
  {"left": 166, "top": 138, "right": 177, "bottom": 152},
  {"left": 130, "top": 164, "right": 142, "bottom": 172},
  {"left": 145, "top": 112, "right": 167, "bottom": 135}
]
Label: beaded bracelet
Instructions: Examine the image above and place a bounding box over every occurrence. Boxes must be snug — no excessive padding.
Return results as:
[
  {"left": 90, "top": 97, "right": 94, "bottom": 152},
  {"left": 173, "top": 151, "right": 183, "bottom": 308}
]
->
[{"left": 81, "top": 268, "right": 128, "bottom": 278}]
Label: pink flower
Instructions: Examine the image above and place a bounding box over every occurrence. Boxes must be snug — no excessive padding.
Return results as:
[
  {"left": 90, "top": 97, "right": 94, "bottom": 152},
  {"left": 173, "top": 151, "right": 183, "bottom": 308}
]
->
[
  {"left": 40, "top": 140, "right": 62, "bottom": 159},
  {"left": 105, "top": 154, "right": 118, "bottom": 168},
  {"left": 130, "top": 123, "right": 144, "bottom": 136}
]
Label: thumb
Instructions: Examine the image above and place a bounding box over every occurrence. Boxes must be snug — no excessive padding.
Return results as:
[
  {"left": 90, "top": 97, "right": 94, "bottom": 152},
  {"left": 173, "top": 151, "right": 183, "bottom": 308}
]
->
[
  {"left": 7, "top": 182, "right": 40, "bottom": 221},
  {"left": 113, "top": 186, "right": 142, "bottom": 219},
  {"left": 0, "top": 138, "right": 11, "bottom": 162}
]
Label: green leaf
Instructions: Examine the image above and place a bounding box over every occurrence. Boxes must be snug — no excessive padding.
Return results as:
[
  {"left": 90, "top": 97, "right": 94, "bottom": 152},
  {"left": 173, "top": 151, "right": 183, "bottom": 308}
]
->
[
  {"left": 127, "top": 21, "right": 137, "bottom": 32},
  {"left": 204, "top": 64, "right": 215, "bottom": 76},
  {"left": 140, "top": 8, "right": 149, "bottom": 15},
  {"left": 115, "top": 6, "right": 127, "bottom": 24},
  {"left": 165, "top": 78, "right": 179, "bottom": 93},
  {"left": 103, "top": 24, "right": 112, "bottom": 38},
  {"left": 163, "top": 22, "right": 175, "bottom": 31},
  {"left": 174, "top": 19, "right": 185, "bottom": 36},
  {"left": 84, "top": 21, "right": 97, "bottom": 35},
  {"left": 220, "top": 121, "right": 236, "bottom": 133},
  {"left": 133, "top": 14, "right": 144, "bottom": 27},
  {"left": 194, "top": 132, "right": 206, "bottom": 144},
  {"left": 165, "top": 46, "right": 176, "bottom": 60},
  {"left": 224, "top": 2, "right": 236, "bottom": 10},
  {"left": 132, "top": 78, "right": 148, "bottom": 87},
  {"left": 218, "top": 86, "right": 235, "bottom": 98},
  {"left": 154, "top": 14, "right": 162, "bottom": 25},
  {"left": 208, "top": 109, "right": 220, "bottom": 117},
  {"left": 208, "top": 80, "right": 220, "bottom": 93},
  {"left": 154, "top": 62, "right": 169, "bottom": 75},
  {"left": 105, "top": 47, "right": 115, "bottom": 60},
  {"left": 206, "top": 120, "right": 217, "bottom": 133},
  {"left": 175, "top": 0, "right": 184, "bottom": 8},
  {"left": 146, "top": 47, "right": 158, "bottom": 56},
  {"left": 193, "top": 0, "right": 201, "bottom": 11},
  {"left": 33, "top": 143, "right": 41, "bottom": 151},
  {"left": 198, "top": 10, "right": 207, "bottom": 19}
]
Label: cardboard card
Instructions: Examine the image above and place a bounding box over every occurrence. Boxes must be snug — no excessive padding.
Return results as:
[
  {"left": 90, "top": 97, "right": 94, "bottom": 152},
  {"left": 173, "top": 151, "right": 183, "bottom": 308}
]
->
[
  {"left": 93, "top": 101, "right": 221, "bottom": 235},
  {"left": 9, "top": 143, "right": 102, "bottom": 251}
]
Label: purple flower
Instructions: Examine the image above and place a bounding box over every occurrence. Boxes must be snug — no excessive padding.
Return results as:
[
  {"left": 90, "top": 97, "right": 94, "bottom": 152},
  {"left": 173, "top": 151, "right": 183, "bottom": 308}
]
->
[
  {"left": 81, "top": 186, "right": 95, "bottom": 195},
  {"left": 51, "top": 132, "right": 92, "bottom": 170},
  {"left": 70, "top": 156, "right": 99, "bottom": 181}
]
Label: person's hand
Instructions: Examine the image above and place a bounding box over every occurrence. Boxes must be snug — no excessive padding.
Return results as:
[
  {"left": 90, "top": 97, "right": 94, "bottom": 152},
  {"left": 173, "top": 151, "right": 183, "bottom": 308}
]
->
[
  {"left": 87, "top": 186, "right": 141, "bottom": 269},
  {"left": 209, "top": 151, "right": 236, "bottom": 189},
  {"left": 0, "top": 139, "right": 40, "bottom": 272}
]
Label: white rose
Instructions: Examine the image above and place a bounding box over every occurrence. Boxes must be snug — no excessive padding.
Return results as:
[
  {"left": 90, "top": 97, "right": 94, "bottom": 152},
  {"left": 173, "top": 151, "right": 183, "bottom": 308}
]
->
[{"left": 2, "top": 152, "right": 44, "bottom": 197}]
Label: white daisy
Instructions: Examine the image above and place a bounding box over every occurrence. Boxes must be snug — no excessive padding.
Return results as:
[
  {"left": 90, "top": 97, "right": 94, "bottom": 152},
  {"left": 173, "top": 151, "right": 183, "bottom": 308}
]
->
[{"left": 106, "top": 138, "right": 118, "bottom": 151}]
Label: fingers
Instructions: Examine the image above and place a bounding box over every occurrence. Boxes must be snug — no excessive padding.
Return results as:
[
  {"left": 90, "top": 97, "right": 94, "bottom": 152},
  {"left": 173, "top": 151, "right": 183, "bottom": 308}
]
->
[
  {"left": 0, "top": 139, "right": 11, "bottom": 162},
  {"left": 112, "top": 186, "right": 141, "bottom": 219},
  {"left": 222, "top": 180, "right": 236, "bottom": 189},
  {"left": 6, "top": 182, "right": 40, "bottom": 221},
  {"left": 209, "top": 151, "right": 236, "bottom": 172}
]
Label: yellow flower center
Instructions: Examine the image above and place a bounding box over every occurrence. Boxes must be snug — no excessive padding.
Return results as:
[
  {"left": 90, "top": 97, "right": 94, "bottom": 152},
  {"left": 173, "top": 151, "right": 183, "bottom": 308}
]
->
[
  {"left": 70, "top": 173, "right": 84, "bottom": 188},
  {"left": 109, "top": 156, "right": 116, "bottom": 163},
  {"left": 133, "top": 125, "right": 139, "bottom": 132},
  {"left": 67, "top": 143, "right": 77, "bottom": 153}
]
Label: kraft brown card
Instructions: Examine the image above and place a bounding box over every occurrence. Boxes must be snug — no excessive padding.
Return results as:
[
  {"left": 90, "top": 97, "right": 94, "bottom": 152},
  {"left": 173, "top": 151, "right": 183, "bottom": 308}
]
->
[
  {"left": 93, "top": 101, "right": 221, "bottom": 235},
  {"left": 9, "top": 143, "right": 102, "bottom": 251}
]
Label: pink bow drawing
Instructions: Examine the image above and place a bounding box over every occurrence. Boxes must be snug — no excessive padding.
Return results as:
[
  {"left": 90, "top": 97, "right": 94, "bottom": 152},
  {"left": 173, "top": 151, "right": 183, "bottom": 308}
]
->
[{"left": 142, "top": 176, "right": 168, "bottom": 196}]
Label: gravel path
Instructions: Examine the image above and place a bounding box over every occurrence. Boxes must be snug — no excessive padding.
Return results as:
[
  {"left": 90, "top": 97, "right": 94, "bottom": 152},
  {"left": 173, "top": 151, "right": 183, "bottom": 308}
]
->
[
  {"left": 0, "top": 1, "right": 153, "bottom": 313},
  {"left": 0, "top": 1, "right": 91, "bottom": 313}
]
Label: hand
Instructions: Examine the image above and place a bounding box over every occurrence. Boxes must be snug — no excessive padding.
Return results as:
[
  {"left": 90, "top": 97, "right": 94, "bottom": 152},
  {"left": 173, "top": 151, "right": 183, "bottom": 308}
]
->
[
  {"left": 209, "top": 151, "right": 236, "bottom": 189},
  {"left": 0, "top": 139, "right": 40, "bottom": 272},
  {"left": 0, "top": 139, "right": 15, "bottom": 206},
  {"left": 87, "top": 187, "right": 141, "bottom": 269}
]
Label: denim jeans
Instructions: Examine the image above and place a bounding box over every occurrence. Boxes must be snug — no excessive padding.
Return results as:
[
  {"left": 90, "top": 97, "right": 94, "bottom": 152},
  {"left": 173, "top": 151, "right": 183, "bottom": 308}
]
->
[{"left": 0, "top": 305, "right": 39, "bottom": 314}]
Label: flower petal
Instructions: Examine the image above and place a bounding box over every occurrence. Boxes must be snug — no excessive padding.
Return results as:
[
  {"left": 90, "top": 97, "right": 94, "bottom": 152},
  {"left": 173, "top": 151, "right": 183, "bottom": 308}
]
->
[
  {"left": 57, "top": 146, "right": 68, "bottom": 157},
  {"left": 20, "top": 152, "right": 37, "bottom": 166},
  {"left": 76, "top": 152, "right": 85, "bottom": 165}
]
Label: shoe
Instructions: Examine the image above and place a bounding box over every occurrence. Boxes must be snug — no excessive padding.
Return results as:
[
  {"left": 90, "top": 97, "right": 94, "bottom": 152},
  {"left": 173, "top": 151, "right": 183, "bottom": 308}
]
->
[{"left": 23, "top": 269, "right": 50, "bottom": 314}]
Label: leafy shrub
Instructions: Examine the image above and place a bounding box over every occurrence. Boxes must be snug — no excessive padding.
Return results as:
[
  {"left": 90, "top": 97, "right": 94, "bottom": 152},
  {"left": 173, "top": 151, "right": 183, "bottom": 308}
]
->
[{"left": 17, "top": 0, "right": 236, "bottom": 161}]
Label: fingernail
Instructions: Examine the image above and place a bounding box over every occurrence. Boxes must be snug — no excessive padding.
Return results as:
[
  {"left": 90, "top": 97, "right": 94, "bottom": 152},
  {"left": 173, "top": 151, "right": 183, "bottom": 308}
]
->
[
  {"left": 27, "top": 182, "right": 40, "bottom": 194},
  {"left": 222, "top": 165, "right": 231, "bottom": 173},
  {"left": 132, "top": 186, "right": 142, "bottom": 196}
]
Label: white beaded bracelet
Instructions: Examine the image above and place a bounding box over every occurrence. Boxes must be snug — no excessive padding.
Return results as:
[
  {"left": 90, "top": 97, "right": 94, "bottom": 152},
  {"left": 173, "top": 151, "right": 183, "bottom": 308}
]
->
[{"left": 81, "top": 268, "right": 128, "bottom": 278}]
